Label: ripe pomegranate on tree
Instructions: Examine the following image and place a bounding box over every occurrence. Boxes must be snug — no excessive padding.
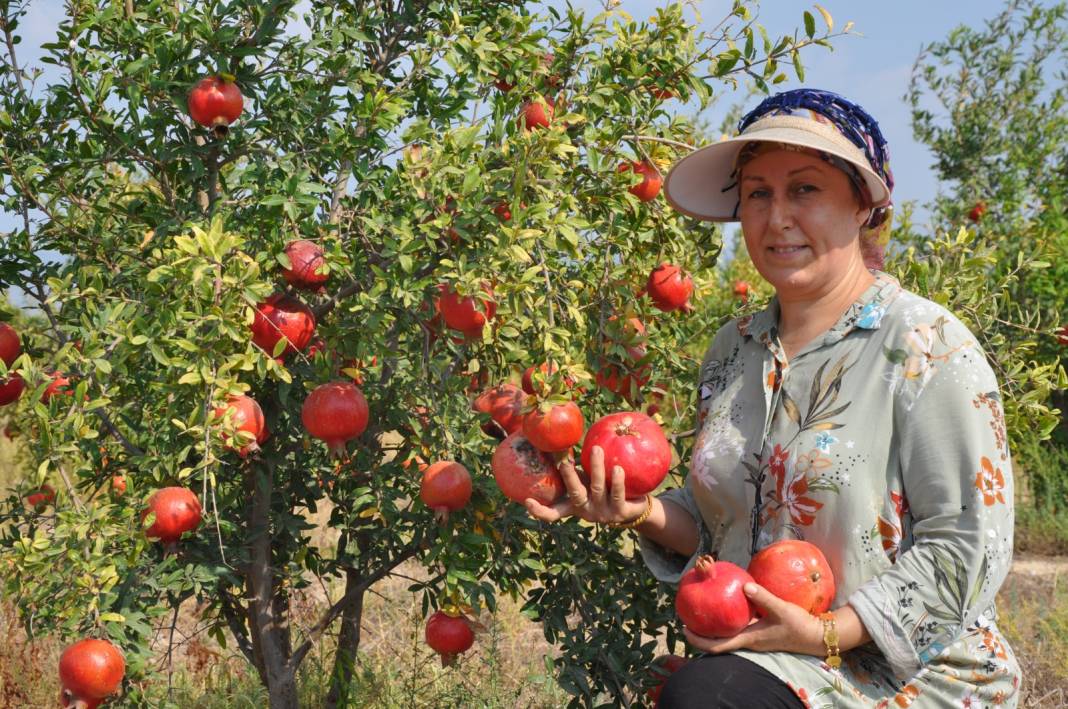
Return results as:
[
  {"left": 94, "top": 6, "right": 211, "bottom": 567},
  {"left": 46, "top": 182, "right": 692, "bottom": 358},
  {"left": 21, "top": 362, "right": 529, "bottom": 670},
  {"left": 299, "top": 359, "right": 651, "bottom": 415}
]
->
[
  {"left": 301, "top": 380, "right": 369, "bottom": 458},
  {"left": 26, "top": 484, "right": 55, "bottom": 510},
  {"left": 187, "top": 75, "right": 243, "bottom": 134},
  {"left": 491, "top": 432, "right": 565, "bottom": 505},
  {"left": 425, "top": 610, "right": 475, "bottom": 667},
  {"left": 41, "top": 371, "right": 73, "bottom": 402},
  {"left": 580, "top": 411, "right": 671, "bottom": 497},
  {"left": 1057, "top": 325, "right": 1068, "bottom": 346},
  {"left": 617, "top": 160, "right": 663, "bottom": 202},
  {"left": 732, "top": 280, "right": 751, "bottom": 302},
  {"left": 142, "top": 487, "right": 202, "bottom": 545},
  {"left": 419, "top": 460, "right": 473, "bottom": 523},
  {"left": 436, "top": 283, "right": 496, "bottom": 337},
  {"left": 747, "top": 539, "right": 836, "bottom": 616},
  {"left": 213, "top": 394, "right": 269, "bottom": 457},
  {"left": 675, "top": 555, "right": 757, "bottom": 638},
  {"left": 595, "top": 316, "right": 650, "bottom": 401},
  {"left": 110, "top": 475, "right": 126, "bottom": 496},
  {"left": 472, "top": 383, "right": 526, "bottom": 439},
  {"left": 647, "top": 654, "right": 688, "bottom": 705},
  {"left": 0, "top": 322, "right": 20, "bottom": 367},
  {"left": 251, "top": 293, "right": 316, "bottom": 359},
  {"left": 281, "top": 239, "right": 328, "bottom": 290},
  {"left": 522, "top": 400, "right": 585, "bottom": 453},
  {"left": 968, "top": 200, "right": 987, "bottom": 222},
  {"left": 0, "top": 373, "right": 25, "bottom": 406},
  {"left": 517, "top": 95, "right": 554, "bottom": 130},
  {"left": 646, "top": 263, "right": 694, "bottom": 313},
  {"left": 59, "top": 638, "right": 125, "bottom": 709}
]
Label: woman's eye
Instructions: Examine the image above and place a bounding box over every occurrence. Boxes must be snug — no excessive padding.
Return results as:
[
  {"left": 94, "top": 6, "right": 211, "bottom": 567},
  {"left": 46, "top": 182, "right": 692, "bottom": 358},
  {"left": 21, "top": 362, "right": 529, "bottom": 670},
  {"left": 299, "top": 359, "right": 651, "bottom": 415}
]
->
[
  {"left": 796, "top": 184, "right": 818, "bottom": 194},
  {"left": 746, "top": 189, "right": 769, "bottom": 199}
]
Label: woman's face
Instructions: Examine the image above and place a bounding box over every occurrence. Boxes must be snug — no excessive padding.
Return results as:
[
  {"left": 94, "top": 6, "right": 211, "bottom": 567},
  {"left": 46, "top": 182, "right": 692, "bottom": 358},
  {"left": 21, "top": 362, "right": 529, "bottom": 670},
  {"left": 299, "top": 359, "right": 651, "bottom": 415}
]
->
[{"left": 738, "top": 148, "right": 870, "bottom": 301}]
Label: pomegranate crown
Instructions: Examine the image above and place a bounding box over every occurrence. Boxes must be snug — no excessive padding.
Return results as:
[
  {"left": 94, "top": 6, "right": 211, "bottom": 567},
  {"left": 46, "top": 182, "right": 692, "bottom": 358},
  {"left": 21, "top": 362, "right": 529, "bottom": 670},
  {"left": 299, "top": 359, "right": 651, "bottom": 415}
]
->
[{"left": 693, "top": 554, "right": 718, "bottom": 578}]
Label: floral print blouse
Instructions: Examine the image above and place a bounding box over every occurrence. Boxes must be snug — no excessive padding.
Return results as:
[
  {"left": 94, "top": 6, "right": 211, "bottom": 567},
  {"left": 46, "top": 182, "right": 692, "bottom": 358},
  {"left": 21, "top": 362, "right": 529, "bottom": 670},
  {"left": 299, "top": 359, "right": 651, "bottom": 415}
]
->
[{"left": 639, "top": 272, "right": 1020, "bottom": 708}]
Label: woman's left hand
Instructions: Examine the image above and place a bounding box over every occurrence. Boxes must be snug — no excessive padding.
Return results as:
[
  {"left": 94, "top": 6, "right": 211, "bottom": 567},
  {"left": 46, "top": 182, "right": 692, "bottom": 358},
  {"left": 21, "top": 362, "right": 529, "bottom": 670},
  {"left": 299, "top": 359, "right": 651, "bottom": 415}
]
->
[{"left": 682, "top": 582, "right": 826, "bottom": 657}]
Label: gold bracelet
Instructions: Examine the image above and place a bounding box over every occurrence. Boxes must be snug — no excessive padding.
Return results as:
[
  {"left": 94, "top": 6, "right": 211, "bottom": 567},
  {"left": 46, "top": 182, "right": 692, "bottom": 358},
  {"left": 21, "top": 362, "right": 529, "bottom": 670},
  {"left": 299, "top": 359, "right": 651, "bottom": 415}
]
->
[
  {"left": 605, "top": 494, "right": 652, "bottom": 529},
  {"left": 819, "top": 611, "right": 841, "bottom": 669}
]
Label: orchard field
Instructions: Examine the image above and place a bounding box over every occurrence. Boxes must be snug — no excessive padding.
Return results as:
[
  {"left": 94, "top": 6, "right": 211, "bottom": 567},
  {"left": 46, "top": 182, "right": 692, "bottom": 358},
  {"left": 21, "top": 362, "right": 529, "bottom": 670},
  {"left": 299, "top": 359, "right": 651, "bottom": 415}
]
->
[{"left": 0, "top": 0, "right": 1065, "bottom": 707}]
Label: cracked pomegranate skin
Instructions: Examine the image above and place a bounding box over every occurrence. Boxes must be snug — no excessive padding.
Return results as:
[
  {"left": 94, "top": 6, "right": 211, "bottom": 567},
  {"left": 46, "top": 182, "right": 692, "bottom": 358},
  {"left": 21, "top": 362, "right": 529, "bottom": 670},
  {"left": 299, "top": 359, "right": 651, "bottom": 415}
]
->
[{"left": 491, "top": 432, "right": 565, "bottom": 505}]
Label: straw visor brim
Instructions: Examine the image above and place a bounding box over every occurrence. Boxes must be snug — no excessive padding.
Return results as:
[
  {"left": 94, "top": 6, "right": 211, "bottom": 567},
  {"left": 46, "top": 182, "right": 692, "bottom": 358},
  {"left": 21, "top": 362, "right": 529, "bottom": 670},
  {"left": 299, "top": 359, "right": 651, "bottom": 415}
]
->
[{"left": 664, "top": 121, "right": 891, "bottom": 222}]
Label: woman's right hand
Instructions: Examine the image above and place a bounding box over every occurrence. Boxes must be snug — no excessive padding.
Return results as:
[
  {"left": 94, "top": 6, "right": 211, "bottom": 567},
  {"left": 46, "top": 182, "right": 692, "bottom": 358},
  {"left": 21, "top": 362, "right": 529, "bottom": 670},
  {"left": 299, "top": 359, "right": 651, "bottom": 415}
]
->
[{"left": 524, "top": 444, "right": 648, "bottom": 525}]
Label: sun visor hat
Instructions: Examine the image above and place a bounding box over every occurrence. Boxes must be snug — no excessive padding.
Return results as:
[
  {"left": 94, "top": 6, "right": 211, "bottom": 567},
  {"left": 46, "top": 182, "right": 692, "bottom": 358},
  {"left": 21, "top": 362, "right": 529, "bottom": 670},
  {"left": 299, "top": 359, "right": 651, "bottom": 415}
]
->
[{"left": 664, "top": 90, "right": 893, "bottom": 222}]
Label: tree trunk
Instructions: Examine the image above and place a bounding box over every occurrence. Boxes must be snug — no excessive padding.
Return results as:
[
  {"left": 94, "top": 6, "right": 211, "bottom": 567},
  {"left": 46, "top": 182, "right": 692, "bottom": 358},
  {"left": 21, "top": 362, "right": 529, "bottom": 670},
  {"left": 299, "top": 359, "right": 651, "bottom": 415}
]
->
[{"left": 325, "top": 569, "right": 365, "bottom": 709}]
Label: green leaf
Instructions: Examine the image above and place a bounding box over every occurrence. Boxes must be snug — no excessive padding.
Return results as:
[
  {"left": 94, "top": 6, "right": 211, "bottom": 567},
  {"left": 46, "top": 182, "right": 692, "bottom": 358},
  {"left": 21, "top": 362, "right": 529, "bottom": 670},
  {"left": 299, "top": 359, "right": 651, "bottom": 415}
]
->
[{"left": 803, "top": 11, "right": 816, "bottom": 38}]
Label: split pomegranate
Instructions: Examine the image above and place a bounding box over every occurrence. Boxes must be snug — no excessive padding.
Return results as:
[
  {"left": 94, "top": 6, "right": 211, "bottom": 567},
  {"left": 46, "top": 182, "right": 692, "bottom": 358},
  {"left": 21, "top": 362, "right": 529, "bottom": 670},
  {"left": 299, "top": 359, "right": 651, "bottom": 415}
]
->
[
  {"left": 213, "top": 394, "right": 269, "bottom": 457},
  {"left": 41, "top": 371, "right": 72, "bottom": 402},
  {"left": 580, "top": 411, "right": 671, "bottom": 497},
  {"left": 491, "top": 432, "right": 565, "bottom": 505},
  {"left": 647, "top": 654, "right": 688, "bottom": 705},
  {"left": 522, "top": 400, "right": 584, "bottom": 453},
  {"left": 0, "top": 322, "right": 20, "bottom": 366},
  {"left": 618, "top": 160, "right": 663, "bottom": 202},
  {"left": 472, "top": 383, "right": 526, "bottom": 439},
  {"left": 281, "top": 239, "right": 328, "bottom": 289},
  {"left": 675, "top": 555, "right": 757, "bottom": 638},
  {"left": 251, "top": 293, "right": 316, "bottom": 359},
  {"left": 436, "top": 283, "right": 496, "bottom": 336},
  {"left": 59, "top": 638, "right": 125, "bottom": 708},
  {"left": 425, "top": 610, "right": 475, "bottom": 667},
  {"left": 25, "top": 484, "right": 55, "bottom": 510},
  {"left": 747, "top": 539, "right": 836, "bottom": 616},
  {"left": 646, "top": 263, "right": 694, "bottom": 313},
  {"left": 143, "top": 487, "right": 202, "bottom": 544},
  {"left": 301, "top": 381, "right": 369, "bottom": 458},
  {"left": 419, "top": 460, "right": 472, "bottom": 522},
  {"left": 187, "top": 75, "right": 243, "bottom": 130},
  {"left": 517, "top": 96, "right": 553, "bottom": 130},
  {"left": 0, "top": 373, "right": 25, "bottom": 406}
]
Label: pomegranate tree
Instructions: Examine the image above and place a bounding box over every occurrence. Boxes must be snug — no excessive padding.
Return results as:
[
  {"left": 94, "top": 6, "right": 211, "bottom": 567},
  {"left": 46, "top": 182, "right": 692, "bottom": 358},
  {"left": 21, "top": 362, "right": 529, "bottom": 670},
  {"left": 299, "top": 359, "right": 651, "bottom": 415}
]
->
[
  {"left": 142, "top": 487, "right": 202, "bottom": 545},
  {"left": 472, "top": 383, "right": 526, "bottom": 438},
  {"left": 425, "top": 610, "right": 475, "bottom": 667},
  {"left": 250, "top": 293, "right": 316, "bottom": 359},
  {"left": 213, "top": 394, "right": 269, "bottom": 457},
  {"left": 0, "top": 322, "right": 20, "bottom": 366},
  {"left": 491, "top": 432, "right": 565, "bottom": 505},
  {"left": 617, "top": 160, "right": 663, "bottom": 202},
  {"left": 58, "top": 638, "right": 125, "bottom": 708},
  {"left": 522, "top": 400, "right": 584, "bottom": 453},
  {"left": 436, "top": 283, "right": 496, "bottom": 336},
  {"left": 747, "top": 539, "right": 836, "bottom": 615},
  {"left": 419, "top": 460, "right": 473, "bottom": 523},
  {"left": 675, "top": 555, "right": 756, "bottom": 638},
  {"left": 580, "top": 411, "right": 671, "bottom": 497},
  {"left": 301, "top": 381, "right": 369, "bottom": 458},
  {"left": 187, "top": 75, "right": 243, "bottom": 132},
  {"left": 646, "top": 263, "right": 694, "bottom": 313},
  {"left": 281, "top": 239, "right": 328, "bottom": 289}
]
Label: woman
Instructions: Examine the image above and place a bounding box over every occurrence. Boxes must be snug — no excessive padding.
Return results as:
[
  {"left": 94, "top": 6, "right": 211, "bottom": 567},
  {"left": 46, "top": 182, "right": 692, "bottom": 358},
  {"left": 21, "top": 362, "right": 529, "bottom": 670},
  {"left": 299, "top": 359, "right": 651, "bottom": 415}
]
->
[{"left": 525, "top": 89, "right": 1020, "bottom": 708}]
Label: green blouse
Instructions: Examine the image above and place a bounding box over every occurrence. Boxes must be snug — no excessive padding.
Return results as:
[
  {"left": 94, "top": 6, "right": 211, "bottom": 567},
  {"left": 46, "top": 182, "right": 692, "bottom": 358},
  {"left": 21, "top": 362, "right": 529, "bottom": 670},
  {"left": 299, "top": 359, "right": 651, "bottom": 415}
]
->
[{"left": 640, "top": 272, "right": 1020, "bottom": 708}]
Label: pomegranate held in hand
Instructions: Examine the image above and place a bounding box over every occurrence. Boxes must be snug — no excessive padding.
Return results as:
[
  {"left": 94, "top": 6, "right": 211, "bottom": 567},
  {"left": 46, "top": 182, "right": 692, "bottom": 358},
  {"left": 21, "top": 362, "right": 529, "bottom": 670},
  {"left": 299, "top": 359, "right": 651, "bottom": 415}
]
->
[
  {"left": 214, "top": 394, "right": 269, "bottom": 457},
  {"left": 618, "top": 160, "right": 663, "bottom": 202},
  {"left": 188, "top": 75, "right": 243, "bottom": 130},
  {"left": 419, "top": 461, "right": 472, "bottom": 523},
  {"left": 251, "top": 293, "right": 316, "bottom": 359},
  {"left": 522, "top": 400, "right": 584, "bottom": 453},
  {"left": 59, "top": 638, "right": 125, "bottom": 708},
  {"left": 0, "top": 373, "right": 25, "bottom": 406},
  {"left": 647, "top": 654, "right": 688, "bottom": 705},
  {"left": 491, "top": 432, "right": 565, "bottom": 505},
  {"left": 747, "top": 539, "right": 835, "bottom": 615},
  {"left": 301, "top": 381, "right": 369, "bottom": 458},
  {"left": 143, "top": 487, "right": 202, "bottom": 544},
  {"left": 425, "top": 610, "right": 475, "bottom": 667},
  {"left": 436, "top": 283, "right": 496, "bottom": 336},
  {"left": 580, "top": 411, "right": 671, "bottom": 497},
  {"left": 646, "top": 263, "right": 694, "bottom": 313},
  {"left": 0, "top": 323, "right": 20, "bottom": 367},
  {"left": 675, "top": 555, "right": 756, "bottom": 638},
  {"left": 281, "top": 239, "right": 328, "bottom": 289},
  {"left": 472, "top": 383, "right": 526, "bottom": 439}
]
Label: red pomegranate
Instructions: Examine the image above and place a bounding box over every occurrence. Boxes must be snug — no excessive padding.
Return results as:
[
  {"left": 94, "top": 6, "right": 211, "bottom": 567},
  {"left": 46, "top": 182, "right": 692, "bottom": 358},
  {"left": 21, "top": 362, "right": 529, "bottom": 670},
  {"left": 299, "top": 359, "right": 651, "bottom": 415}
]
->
[
  {"left": 675, "top": 555, "right": 757, "bottom": 638},
  {"left": 618, "top": 160, "right": 663, "bottom": 202},
  {"left": 491, "top": 432, "right": 565, "bottom": 505},
  {"left": 0, "top": 323, "right": 20, "bottom": 367},
  {"left": 0, "top": 373, "right": 25, "bottom": 406},
  {"left": 494, "top": 77, "right": 514, "bottom": 92},
  {"left": 646, "top": 263, "right": 694, "bottom": 313},
  {"left": 517, "top": 96, "right": 553, "bottom": 130},
  {"left": 733, "top": 280, "right": 751, "bottom": 302},
  {"left": 110, "top": 475, "right": 126, "bottom": 496},
  {"left": 436, "top": 283, "right": 496, "bottom": 336},
  {"left": 647, "top": 654, "right": 688, "bottom": 705},
  {"left": 26, "top": 484, "right": 55, "bottom": 510},
  {"left": 59, "top": 638, "right": 125, "bottom": 708},
  {"left": 143, "top": 487, "right": 202, "bottom": 544},
  {"left": 425, "top": 610, "right": 475, "bottom": 667},
  {"left": 419, "top": 461, "right": 472, "bottom": 522},
  {"left": 493, "top": 201, "right": 512, "bottom": 222},
  {"left": 41, "top": 371, "right": 73, "bottom": 402},
  {"left": 580, "top": 411, "right": 671, "bottom": 497},
  {"left": 251, "top": 293, "right": 316, "bottom": 359},
  {"left": 1059, "top": 326, "right": 1068, "bottom": 346},
  {"left": 281, "top": 239, "right": 328, "bottom": 289},
  {"left": 522, "top": 400, "right": 584, "bottom": 453},
  {"left": 214, "top": 394, "right": 268, "bottom": 457},
  {"left": 301, "top": 381, "right": 369, "bottom": 458},
  {"left": 747, "top": 539, "right": 836, "bottom": 616},
  {"left": 187, "top": 75, "right": 243, "bottom": 130},
  {"left": 521, "top": 362, "right": 581, "bottom": 396},
  {"left": 968, "top": 201, "right": 987, "bottom": 222},
  {"left": 472, "top": 383, "right": 526, "bottom": 439},
  {"left": 595, "top": 316, "right": 650, "bottom": 400}
]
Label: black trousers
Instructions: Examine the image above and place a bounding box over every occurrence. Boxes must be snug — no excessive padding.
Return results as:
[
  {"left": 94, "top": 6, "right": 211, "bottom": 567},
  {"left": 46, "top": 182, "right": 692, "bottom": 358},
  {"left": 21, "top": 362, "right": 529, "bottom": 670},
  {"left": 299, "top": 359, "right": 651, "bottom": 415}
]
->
[{"left": 657, "top": 653, "right": 806, "bottom": 709}]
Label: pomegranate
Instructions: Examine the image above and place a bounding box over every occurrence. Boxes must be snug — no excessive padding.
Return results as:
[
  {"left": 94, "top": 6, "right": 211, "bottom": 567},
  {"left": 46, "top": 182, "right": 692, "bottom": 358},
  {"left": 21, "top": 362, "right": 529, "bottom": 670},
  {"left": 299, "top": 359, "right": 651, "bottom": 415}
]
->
[
  {"left": 143, "top": 487, "right": 202, "bottom": 544},
  {"left": 491, "top": 432, "right": 565, "bottom": 505},
  {"left": 517, "top": 96, "right": 553, "bottom": 130},
  {"left": 213, "top": 394, "right": 268, "bottom": 457},
  {"left": 675, "top": 555, "right": 757, "bottom": 638},
  {"left": 646, "top": 263, "right": 694, "bottom": 313},
  {"left": 401, "top": 453, "right": 429, "bottom": 473},
  {"left": 425, "top": 610, "right": 475, "bottom": 667},
  {"left": 187, "top": 75, "right": 243, "bottom": 130},
  {"left": 580, "top": 411, "right": 671, "bottom": 497},
  {"left": 1059, "top": 326, "right": 1068, "bottom": 346},
  {"left": 0, "top": 323, "right": 20, "bottom": 366},
  {"left": 301, "top": 381, "right": 369, "bottom": 458},
  {"left": 110, "top": 475, "right": 126, "bottom": 496},
  {"left": 494, "top": 77, "right": 514, "bottom": 92},
  {"left": 733, "top": 280, "right": 751, "bottom": 302},
  {"left": 41, "top": 371, "right": 73, "bottom": 402},
  {"left": 26, "top": 484, "right": 55, "bottom": 510},
  {"left": 618, "top": 160, "right": 663, "bottom": 202},
  {"left": 281, "top": 239, "right": 328, "bottom": 289},
  {"left": 472, "top": 383, "right": 526, "bottom": 439},
  {"left": 59, "top": 638, "right": 125, "bottom": 708},
  {"left": 521, "top": 362, "right": 581, "bottom": 396},
  {"left": 522, "top": 400, "right": 584, "bottom": 453},
  {"left": 251, "top": 293, "right": 316, "bottom": 359},
  {"left": 419, "top": 460, "right": 472, "bottom": 522},
  {"left": 0, "top": 373, "right": 25, "bottom": 405},
  {"left": 493, "top": 201, "right": 512, "bottom": 222},
  {"left": 747, "top": 539, "right": 836, "bottom": 616},
  {"left": 647, "top": 654, "right": 688, "bottom": 705},
  {"left": 968, "top": 201, "right": 987, "bottom": 222},
  {"left": 595, "top": 316, "right": 650, "bottom": 401},
  {"left": 436, "top": 283, "right": 496, "bottom": 336}
]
